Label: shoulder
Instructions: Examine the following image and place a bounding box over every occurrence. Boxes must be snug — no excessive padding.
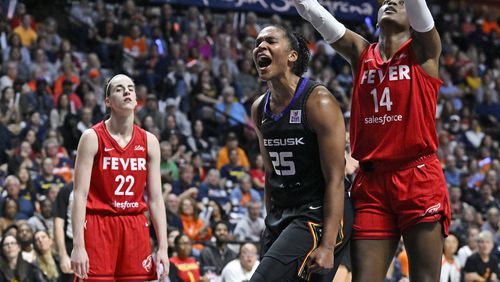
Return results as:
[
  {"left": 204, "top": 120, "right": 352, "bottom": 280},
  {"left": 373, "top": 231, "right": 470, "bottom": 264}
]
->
[
  {"left": 306, "top": 85, "right": 340, "bottom": 114},
  {"left": 80, "top": 128, "right": 98, "bottom": 142},
  {"left": 77, "top": 129, "right": 98, "bottom": 153},
  {"left": 251, "top": 93, "right": 267, "bottom": 115}
]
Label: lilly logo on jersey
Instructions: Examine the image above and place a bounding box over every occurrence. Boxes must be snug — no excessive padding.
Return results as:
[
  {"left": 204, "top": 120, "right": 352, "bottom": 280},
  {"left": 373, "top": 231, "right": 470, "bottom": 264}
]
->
[
  {"left": 134, "top": 145, "right": 145, "bottom": 151},
  {"left": 290, "top": 110, "right": 301, "bottom": 124}
]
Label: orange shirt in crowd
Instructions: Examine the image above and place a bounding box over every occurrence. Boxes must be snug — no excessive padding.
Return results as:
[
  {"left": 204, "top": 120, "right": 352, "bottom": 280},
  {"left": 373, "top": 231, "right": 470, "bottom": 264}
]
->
[
  {"left": 122, "top": 36, "right": 147, "bottom": 57},
  {"left": 216, "top": 146, "right": 250, "bottom": 170},
  {"left": 53, "top": 75, "right": 80, "bottom": 96},
  {"left": 180, "top": 215, "right": 212, "bottom": 250}
]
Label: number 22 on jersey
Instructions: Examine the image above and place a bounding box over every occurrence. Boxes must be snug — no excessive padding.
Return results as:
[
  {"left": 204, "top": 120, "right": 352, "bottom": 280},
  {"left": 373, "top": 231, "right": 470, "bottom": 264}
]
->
[{"left": 114, "top": 175, "right": 135, "bottom": 196}]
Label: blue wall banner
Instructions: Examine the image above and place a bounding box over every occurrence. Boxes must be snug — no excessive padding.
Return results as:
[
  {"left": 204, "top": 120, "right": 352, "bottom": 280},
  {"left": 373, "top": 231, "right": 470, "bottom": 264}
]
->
[{"left": 153, "top": 0, "right": 378, "bottom": 21}]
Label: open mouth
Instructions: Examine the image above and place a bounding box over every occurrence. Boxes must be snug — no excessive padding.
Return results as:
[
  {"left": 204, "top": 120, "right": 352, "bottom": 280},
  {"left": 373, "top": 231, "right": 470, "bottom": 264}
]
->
[
  {"left": 384, "top": 6, "right": 396, "bottom": 13},
  {"left": 257, "top": 56, "right": 272, "bottom": 68}
]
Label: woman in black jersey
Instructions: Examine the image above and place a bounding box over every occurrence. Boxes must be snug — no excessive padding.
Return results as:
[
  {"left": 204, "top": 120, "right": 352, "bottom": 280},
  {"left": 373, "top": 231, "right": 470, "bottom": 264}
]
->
[{"left": 249, "top": 25, "right": 352, "bottom": 282}]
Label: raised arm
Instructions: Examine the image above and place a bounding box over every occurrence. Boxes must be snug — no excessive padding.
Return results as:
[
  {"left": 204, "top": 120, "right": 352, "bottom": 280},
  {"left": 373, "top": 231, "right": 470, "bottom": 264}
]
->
[
  {"left": 305, "top": 86, "right": 346, "bottom": 273},
  {"left": 406, "top": 0, "right": 441, "bottom": 78},
  {"left": 250, "top": 95, "right": 274, "bottom": 213},
  {"left": 146, "top": 131, "right": 170, "bottom": 280},
  {"left": 293, "top": 0, "right": 369, "bottom": 73},
  {"left": 71, "top": 129, "right": 98, "bottom": 280}
]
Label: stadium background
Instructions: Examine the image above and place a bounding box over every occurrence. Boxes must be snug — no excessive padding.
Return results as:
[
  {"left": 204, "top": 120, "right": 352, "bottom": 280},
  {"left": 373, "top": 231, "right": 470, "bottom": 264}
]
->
[{"left": 0, "top": 0, "right": 498, "bottom": 281}]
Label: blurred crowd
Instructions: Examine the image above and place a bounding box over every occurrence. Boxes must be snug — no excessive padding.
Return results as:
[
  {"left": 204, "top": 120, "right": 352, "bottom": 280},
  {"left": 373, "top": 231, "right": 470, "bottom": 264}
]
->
[{"left": 0, "top": 0, "right": 497, "bottom": 281}]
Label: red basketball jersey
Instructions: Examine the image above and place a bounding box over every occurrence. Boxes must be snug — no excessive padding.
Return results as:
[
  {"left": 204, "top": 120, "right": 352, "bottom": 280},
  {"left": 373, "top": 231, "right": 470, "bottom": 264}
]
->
[
  {"left": 350, "top": 39, "right": 442, "bottom": 163},
  {"left": 87, "top": 121, "right": 149, "bottom": 214}
]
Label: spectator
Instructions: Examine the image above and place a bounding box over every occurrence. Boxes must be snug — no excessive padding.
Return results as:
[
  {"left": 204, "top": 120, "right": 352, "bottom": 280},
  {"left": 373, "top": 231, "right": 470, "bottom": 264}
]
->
[
  {"left": 444, "top": 155, "right": 462, "bottom": 187},
  {"left": 463, "top": 230, "right": 499, "bottom": 282},
  {"left": 198, "top": 169, "right": 230, "bottom": 205},
  {"left": 32, "top": 230, "right": 61, "bottom": 282},
  {"left": 27, "top": 199, "right": 54, "bottom": 237},
  {"left": 186, "top": 119, "right": 213, "bottom": 165},
  {"left": 12, "top": 14, "right": 37, "bottom": 48},
  {"left": 220, "top": 149, "right": 247, "bottom": 188},
  {"left": 216, "top": 132, "right": 250, "bottom": 170},
  {"left": 178, "top": 197, "right": 212, "bottom": 249},
  {"left": 0, "top": 199, "right": 18, "bottom": 234},
  {"left": 233, "top": 200, "right": 265, "bottom": 242},
  {"left": 0, "top": 175, "right": 35, "bottom": 220},
  {"left": 169, "top": 234, "right": 201, "bottom": 282},
  {"left": 481, "top": 207, "right": 500, "bottom": 245},
  {"left": 220, "top": 242, "right": 259, "bottom": 282},
  {"left": 165, "top": 193, "right": 183, "bottom": 231},
  {"left": 214, "top": 86, "right": 249, "bottom": 132},
  {"left": 33, "top": 157, "right": 66, "bottom": 200},
  {"left": 229, "top": 174, "right": 261, "bottom": 210},
  {"left": 165, "top": 98, "right": 192, "bottom": 137},
  {"left": 199, "top": 221, "right": 237, "bottom": 276},
  {"left": 2, "top": 33, "right": 31, "bottom": 68},
  {"left": 172, "top": 164, "right": 198, "bottom": 198},
  {"left": 0, "top": 234, "right": 35, "bottom": 282},
  {"left": 42, "top": 138, "right": 73, "bottom": 183},
  {"left": 248, "top": 154, "right": 265, "bottom": 195},
  {"left": 160, "top": 141, "right": 179, "bottom": 183},
  {"left": 136, "top": 94, "right": 165, "bottom": 131},
  {"left": 17, "top": 223, "right": 35, "bottom": 263},
  {"left": 440, "top": 233, "right": 461, "bottom": 282},
  {"left": 457, "top": 226, "right": 480, "bottom": 268}
]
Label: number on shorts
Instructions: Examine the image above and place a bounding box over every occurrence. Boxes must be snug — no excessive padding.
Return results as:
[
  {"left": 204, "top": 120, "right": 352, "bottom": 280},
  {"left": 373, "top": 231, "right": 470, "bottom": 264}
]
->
[{"left": 114, "top": 175, "right": 135, "bottom": 196}]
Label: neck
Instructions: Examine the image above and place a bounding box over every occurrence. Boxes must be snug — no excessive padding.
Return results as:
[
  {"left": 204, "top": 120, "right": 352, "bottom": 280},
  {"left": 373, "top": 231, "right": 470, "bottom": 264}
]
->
[
  {"left": 267, "top": 73, "right": 301, "bottom": 106},
  {"left": 8, "top": 258, "right": 17, "bottom": 269},
  {"left": 378, "top": 30, "right": 411, "bottom": 61},
  {"left": 106, "top": 114, "right": 134, "bottom": 136}
]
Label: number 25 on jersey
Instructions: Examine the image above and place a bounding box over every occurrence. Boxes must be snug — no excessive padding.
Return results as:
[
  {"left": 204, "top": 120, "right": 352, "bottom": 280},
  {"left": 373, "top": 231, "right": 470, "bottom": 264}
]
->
[{"left": 269, "top": 152, "right": 296, "bottom": 176}]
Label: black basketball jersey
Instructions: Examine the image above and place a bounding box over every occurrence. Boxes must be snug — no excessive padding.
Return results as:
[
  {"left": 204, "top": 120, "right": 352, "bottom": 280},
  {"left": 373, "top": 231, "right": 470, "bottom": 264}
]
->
[{"left": 257, "top": 77, "right": 325, "bottom": 208}]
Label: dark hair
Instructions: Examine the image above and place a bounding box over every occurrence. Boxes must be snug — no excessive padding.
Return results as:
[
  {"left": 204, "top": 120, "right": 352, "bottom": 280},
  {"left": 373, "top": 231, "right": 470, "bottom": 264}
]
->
[
  {"left": 274, "top": 25, "right": 310, "bottom": 76},
  {"left": 213, "top": 220, "right": 230, "bottom": 231}
]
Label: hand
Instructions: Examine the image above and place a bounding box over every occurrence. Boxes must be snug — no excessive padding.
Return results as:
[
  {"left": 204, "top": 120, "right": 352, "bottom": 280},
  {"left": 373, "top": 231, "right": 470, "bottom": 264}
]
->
[
  {"left": 71, "top": 246, "right": 89, "bottom": 279},
  {"left": 60, "top": 254, "right": 74, "bottom": 274},
  {"left": 293, "top": 0, "right": 315, "bottom": 22},
  {"left": 306, "top": 245, "right": 334, "bottom": 275},
  {"left": 156, "top": 248, "right": 170, "bottom": 281}
]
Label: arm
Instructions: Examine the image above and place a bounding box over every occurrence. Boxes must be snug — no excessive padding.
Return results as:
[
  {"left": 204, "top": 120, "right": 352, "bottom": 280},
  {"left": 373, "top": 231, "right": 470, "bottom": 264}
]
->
[
  {"left": 406, "top": 0, "right": 441, "bottom": 78},
  {"left": 293, "top": 0, "right": 369, "bottom": 73},
  {"left": 306, "top": 87, "right": 346, "bottom": 273},
  {"left": 464, "top": 272, "right": 485, "bottom": 282},
  {"left": 70, "top": 129, "right": 98, "bottom": 280},
  {"left": 250, "top": 95, "right": 274, "bottom": 213},
  {"left": 146, "top": 131, "right": 170, "bottom": 280},
  {"left": 54, "top": 217, "right": 72, "bottom": 274}
]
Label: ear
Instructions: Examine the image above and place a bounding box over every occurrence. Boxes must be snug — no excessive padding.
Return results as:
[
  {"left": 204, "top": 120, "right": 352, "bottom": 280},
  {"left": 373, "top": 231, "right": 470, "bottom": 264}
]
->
[{"left": 288, "top": 50, "right": 298, "bottom": 64}]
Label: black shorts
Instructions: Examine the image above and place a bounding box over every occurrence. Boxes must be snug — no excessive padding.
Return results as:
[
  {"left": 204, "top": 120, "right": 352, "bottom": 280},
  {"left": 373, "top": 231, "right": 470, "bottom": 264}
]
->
[{"left": 251, "top": 191, "right": 353, "bottom": 282}]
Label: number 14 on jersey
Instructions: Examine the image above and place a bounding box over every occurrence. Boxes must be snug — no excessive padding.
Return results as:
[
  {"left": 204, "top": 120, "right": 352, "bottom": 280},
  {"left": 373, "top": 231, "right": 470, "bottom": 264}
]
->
[{"left": 370, "top": 87, "right": 393, "bottom": 113}]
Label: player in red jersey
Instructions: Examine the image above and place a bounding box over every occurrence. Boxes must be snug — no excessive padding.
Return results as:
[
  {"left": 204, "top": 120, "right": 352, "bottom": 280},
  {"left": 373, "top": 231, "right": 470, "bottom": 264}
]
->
[
  {"left": 294, "top": 0, "right": 450, "bottom": 281},
  {"left": 70, "top": 74, "right": 169, "bottom": 281}
]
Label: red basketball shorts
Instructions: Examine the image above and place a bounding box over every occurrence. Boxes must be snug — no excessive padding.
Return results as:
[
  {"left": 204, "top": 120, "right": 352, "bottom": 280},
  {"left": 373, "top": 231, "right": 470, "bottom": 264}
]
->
[
  {"left": 351, "top": 155, "right": 451, "bottom": 239},
  {"left": 83, "top": 213, "right": 156, "bottom": 281}
]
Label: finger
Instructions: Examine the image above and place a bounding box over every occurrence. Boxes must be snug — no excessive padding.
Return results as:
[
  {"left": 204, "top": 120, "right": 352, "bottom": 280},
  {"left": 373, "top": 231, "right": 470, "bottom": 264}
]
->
[
  {"left": 72, "top": 262, "right": 81, "bottom": 278},
  {"left": 84, "top": 259, "right": 90, "bottom": 279}
]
